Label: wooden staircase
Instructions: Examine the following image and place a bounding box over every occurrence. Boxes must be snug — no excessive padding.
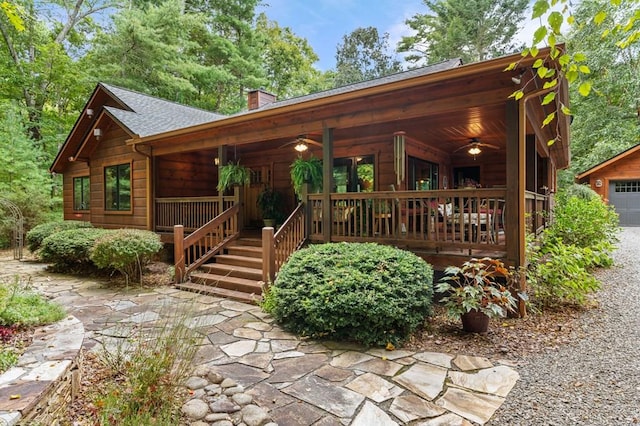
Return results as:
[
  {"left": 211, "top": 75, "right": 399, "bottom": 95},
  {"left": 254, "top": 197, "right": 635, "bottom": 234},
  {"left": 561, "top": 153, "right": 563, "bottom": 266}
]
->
[{"left": 176, "top": 237, "right": 264, "bottom": 304}]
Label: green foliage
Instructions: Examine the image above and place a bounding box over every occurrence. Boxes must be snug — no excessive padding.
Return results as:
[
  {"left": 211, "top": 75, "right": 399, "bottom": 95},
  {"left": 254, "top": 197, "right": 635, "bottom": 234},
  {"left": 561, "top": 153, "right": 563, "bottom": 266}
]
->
[
  {"left": 217, "top": 162, "right": 251, "bottom": 193},
  {"left": 436, "top": 257, "right": 517, "bottom": 319},
  {"left": 262, "top": 242, "right": 434, "bottom": 347},
  {"left": 526, "top": 187, "right": 619, "bottom": 309},
  {"left": 93, "top": 305, "right": 199, "bottom": 425},
  {"left": 39, "top": 228, "right": 109, "bottom": 269},
  {"left": 290, "top": 156, "right": 323, "bottom": 198},
  {"left": 551, "top": 184, "right": 619, "bottom": 249},
  {"left": 526, "top": 234, "right": 602, "bottom": 308},
  {"left": 333, "top": 26, "right": 402, "bottom": 87},
  {"left": 90, "top": 229, "right": 163, "bottom": 284},
  {"left": 398, "top": 0, "right": 529, "bottom": 65},
  {"left": 0, "top": 277, "right": 65, "bottom": 327},
  {"left": 256, "top": 186, "right": 284, "bottom": 221},
  {"left": 26, "top": 220, "right": 93, "bottom": 252}
]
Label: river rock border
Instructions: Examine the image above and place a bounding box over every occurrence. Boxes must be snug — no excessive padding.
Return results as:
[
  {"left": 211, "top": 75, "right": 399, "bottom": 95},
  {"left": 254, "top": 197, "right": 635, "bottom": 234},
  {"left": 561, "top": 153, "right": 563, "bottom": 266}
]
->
[{"left": 0, "top": 316, "right": 83, "bottom": 425}]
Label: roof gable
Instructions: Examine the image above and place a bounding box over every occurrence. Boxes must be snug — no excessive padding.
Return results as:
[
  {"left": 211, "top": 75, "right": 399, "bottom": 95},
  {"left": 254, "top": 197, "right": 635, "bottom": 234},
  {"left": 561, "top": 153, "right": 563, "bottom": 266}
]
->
[{"left": 577, "top": 143, "right": 640, "bottom": 179}]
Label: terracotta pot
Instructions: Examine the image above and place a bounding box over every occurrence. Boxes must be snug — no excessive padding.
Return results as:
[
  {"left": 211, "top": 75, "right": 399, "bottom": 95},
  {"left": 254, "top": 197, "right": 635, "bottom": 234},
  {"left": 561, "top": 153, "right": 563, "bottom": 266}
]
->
[{"left": 461, "top": 309, "right": 490, "bottom": 333}]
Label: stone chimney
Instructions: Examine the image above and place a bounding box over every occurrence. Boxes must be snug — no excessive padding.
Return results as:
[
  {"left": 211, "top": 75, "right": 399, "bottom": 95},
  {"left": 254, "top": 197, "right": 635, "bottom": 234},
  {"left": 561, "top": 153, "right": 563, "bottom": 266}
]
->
[{"left": 247, "top": 89, "right": 276, "bottom": 111}]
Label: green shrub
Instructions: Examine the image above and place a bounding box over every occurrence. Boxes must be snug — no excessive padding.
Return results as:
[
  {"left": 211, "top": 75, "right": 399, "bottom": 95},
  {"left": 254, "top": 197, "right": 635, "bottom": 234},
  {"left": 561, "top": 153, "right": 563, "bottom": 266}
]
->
[
  {"left": 39, "top": 227, "right": 108, "bottom": 269},
  {"left": 26, "top": 220, "right": 93, "bottom": 252},
  {"left": 526, "top": 233, "right": 601, "bottom": 308},
  {"left": 90, "top": 229, "right": 163, "bottom": 283},
  {"left": 550, "top": 185, "right": 619, "bottom": 249},
  {"left": 0, "top": 277, "right": 65, "bottom": 327},
  {"left": 262, "top": 242, "right": 434, "bottom": 346}
]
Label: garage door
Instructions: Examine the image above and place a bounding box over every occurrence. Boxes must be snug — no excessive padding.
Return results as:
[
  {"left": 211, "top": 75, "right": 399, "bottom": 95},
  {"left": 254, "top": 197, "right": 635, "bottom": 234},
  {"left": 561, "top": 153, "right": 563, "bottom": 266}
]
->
[{"left": 609, "top": 181, "right": 640, "bottom": 226}]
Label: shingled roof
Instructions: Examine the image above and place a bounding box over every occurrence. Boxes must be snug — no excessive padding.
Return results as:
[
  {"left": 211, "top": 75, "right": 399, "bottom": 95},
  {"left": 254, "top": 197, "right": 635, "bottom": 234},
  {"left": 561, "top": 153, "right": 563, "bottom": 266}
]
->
[
  {"left": 232, "top": 58, "right": 463, "bottom": 116},
  {"left": 100, "top": 83, "right": 225, "bottom": 138}
]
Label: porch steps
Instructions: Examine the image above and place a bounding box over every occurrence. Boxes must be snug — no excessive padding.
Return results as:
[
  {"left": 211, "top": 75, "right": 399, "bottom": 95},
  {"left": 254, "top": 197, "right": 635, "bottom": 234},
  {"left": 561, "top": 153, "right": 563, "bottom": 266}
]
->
[{"left": 176, "top": 237, "right": 264, "bottom": 304}]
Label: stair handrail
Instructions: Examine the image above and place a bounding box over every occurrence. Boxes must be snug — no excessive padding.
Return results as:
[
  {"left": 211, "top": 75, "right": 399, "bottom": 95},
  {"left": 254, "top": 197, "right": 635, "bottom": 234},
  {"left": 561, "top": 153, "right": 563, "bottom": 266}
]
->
[
  {"left": 174, "top": 203, "right": 240, "bottom": 282},
  {"left": 262, "top": 203, "right": 306, "bottom": 284}
]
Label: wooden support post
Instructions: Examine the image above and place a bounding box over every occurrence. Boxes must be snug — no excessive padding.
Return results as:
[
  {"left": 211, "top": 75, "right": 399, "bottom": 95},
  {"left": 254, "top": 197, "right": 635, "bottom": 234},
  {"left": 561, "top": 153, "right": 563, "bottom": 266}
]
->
[
  {"left": 301, "top": 182, "right": 310, "bottom": 239},
  {"left": 322, "top": 127, "right": 334, "bottom": 242},
  {"left": 262, "top": 226, "right": 276, "bottom": 286},
  {"left": 174, "top": 225, "right": 185, "bottom": 283}
]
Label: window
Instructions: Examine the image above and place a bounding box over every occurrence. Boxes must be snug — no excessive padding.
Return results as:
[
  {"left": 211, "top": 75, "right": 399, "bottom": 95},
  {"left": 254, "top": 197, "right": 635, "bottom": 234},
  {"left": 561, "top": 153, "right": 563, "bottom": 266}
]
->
[
  {"left": 333, "top": 156, "right": 374, "bottom": 193},
  {"left": 104, "top": 163, "right": 131, "bottom": 211},
  {"left": 409, "top": 157, "right": 439, "bottom": 190},
  {"left": 73, "top": 176, "right": 90, "bottom": 211},
  {"left": 615, "top": 181, "right": 640, "bottom": 193}
]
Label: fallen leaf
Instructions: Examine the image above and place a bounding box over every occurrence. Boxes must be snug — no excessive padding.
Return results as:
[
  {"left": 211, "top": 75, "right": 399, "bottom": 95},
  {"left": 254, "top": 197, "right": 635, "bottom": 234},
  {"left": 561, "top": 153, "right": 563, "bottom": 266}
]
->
[{"left": 9, "top": 394, "right": 21, "bottom": 400}]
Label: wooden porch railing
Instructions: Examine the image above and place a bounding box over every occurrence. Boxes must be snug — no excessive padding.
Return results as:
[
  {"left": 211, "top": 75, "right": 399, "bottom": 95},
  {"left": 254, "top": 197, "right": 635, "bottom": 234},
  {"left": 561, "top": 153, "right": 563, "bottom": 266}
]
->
[
  {"left": 156, "top": 196, "right": 237, "bottom": 232},
  {"left": 525, "top": 191, "right": 549, "bottom": 235},
  {"left": 308, "top": 189, "right": 509, "bottom": 254},
  {"left": 174, "top": 204, "right": 240, "bottom": 283},
  {"left": 262, "top": 203, "right": 306, "bottom": 284}
]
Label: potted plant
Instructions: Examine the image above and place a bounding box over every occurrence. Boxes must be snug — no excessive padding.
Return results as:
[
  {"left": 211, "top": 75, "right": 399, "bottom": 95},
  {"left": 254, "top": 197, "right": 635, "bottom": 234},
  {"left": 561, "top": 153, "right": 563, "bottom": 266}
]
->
[
  {"left": 436, "top": 257, "right": 517, "bottom": 333},
  {"left": 217, "top": 162, "right": 251, "bottom": 193},
  {"left": 290, "top": 156, "right": 322, "bottom": 199},
  {"left": 256, "top": 186, "right": 283, "bottom": 227}
]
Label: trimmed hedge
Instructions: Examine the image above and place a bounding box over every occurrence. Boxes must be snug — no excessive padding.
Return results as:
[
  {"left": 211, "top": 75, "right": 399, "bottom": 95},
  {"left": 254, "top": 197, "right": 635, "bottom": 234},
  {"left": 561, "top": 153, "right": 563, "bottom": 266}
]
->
[
  {"left": 39, "top": 228, "right": 109, "bottom": 269},
  {"left": 91, "top": 229, "right": 163, "bottom": 283},
  {"left": 26, "top": 220, "right": 93, "bottom": 252},
  {"left": 262, "top": 242, "right": 434, "bottom": 347}
]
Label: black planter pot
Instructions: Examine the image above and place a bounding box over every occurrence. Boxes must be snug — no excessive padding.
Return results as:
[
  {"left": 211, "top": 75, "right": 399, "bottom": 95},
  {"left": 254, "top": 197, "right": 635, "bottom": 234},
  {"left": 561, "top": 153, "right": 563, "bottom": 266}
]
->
[{"left": 461, "top": 309, "right": 490, "bottom": 333}]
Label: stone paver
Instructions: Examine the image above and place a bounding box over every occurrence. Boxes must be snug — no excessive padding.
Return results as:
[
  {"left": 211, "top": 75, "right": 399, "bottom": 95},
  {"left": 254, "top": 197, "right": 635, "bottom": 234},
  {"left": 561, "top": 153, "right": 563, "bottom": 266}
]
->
[{"left": 0, "top": 259, "right": 522, "bottom": 425}]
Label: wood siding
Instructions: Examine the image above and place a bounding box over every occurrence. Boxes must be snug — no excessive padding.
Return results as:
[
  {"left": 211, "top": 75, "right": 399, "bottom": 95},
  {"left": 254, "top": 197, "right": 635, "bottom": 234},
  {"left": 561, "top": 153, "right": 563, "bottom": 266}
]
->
[
  {"left": 62, "top": 162, "right": 91, "bottom": 222},
  {"left": 155, "top": 152, "right": 218, "bottom": 198},
  {"left": 62, "top": 124, "right": 149, "bottom": 229},
  {"left": 582, "top": 152, "right": 640, "bottom": 202}
]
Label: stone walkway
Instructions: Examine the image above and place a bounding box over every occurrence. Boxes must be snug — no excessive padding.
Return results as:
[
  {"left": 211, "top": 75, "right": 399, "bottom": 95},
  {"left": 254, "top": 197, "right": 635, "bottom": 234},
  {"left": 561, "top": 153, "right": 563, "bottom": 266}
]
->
[{"left": 1, "top": 260, "right": 520, "bottom": 425}]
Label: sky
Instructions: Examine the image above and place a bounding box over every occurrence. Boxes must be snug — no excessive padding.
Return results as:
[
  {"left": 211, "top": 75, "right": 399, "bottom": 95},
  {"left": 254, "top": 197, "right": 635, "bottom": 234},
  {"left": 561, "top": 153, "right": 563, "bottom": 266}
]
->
[{"left": 256, "top": 0, "right": 544, "bottom": 71}]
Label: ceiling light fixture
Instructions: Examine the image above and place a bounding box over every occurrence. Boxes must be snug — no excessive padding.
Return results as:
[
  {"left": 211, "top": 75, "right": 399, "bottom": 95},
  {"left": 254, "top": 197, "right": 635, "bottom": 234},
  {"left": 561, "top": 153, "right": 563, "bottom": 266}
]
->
[
  {"left": 468, "top": 146, "right": 482, "bottom": 157},
  {"left": 294, "top": 141, "right": 308, "bottom": 152}
]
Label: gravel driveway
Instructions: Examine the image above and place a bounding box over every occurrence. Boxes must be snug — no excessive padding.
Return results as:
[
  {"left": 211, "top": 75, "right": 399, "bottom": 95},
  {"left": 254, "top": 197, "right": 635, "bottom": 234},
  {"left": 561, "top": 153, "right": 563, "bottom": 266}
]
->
[{"left": 489, "top": 227, "right": 640, "bottom": 425}]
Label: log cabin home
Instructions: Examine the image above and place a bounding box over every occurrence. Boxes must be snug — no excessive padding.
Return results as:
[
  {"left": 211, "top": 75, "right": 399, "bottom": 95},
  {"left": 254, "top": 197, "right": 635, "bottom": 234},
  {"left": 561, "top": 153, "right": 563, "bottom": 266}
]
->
[{"left": 50, "top": 46, "right": 570, "bottom": 304}]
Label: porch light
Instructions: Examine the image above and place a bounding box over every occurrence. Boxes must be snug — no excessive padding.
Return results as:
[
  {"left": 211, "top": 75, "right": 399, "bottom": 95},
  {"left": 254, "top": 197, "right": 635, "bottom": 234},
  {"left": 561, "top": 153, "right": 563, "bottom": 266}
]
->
[
  {"left": 294, "top": 141, "right": 308, "bottom": 152},
  {"left": 93, "top": 128, "right": 102, "bottom": 139},
  {"left": 213, "top": 157, "right": 220, "bottom": 166}
]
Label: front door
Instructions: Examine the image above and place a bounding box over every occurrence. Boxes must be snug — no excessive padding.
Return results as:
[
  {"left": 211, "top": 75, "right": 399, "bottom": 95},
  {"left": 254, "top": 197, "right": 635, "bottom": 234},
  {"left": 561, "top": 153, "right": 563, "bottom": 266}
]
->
[{"left": 243, "top": 166, "right": 272, "bottom": 228}]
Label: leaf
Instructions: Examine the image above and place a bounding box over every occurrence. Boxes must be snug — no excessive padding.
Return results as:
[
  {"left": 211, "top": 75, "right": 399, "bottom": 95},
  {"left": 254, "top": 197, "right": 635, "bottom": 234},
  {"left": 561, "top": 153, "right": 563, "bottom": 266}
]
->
[
  {"left": 385, "top": 342, "right": 395, "bottom": 351},
  {"left": 504, "top": 62, "right": 517, "bottom": 71},
  {"left": 537, "top": 66, "right": 548, "bottom": 79},
  {"left": 533, "top": 26, "right": 548, "bottom": 44},
  {"left": 532, "top": 1, "right": 550, "bottom": 19},
  {"left": 560, "top": 104, "right": 571, "bottom": 115},
  {"left": 542, "top": 111, "right": 556, "bottom": 127},
  {"left": 9, "top": 394, "right": 21, "bottom": 400},
  {"left": 543, "top": 78, "right": 558, "bottom": 89},
  {"left": 547, "top": 139, "right": 555, "bottom": 146},
  {"left": 573, "top": 52, "right": 586, "bottom": 62},
  {"left": 530, "top": 46, "right": 539, "bottom": 58},
  {"left": 594, "top": 11, "right": 607, "bottom": 25},
  {"left": 578, "top": 65, "right": 591, "bottom": 74},
  {"left": 548, "top": 11, "right": 564, "bottom": 33},
  {"left": 578, "top": 81, "right": 592, "bottom": 97},
  {"left": 541, "top": 92, "right": 556, "bottom": 106}
]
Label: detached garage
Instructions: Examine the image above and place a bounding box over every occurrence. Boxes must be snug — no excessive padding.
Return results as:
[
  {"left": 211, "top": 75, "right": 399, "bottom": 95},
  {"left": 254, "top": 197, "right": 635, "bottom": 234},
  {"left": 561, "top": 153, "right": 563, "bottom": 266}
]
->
[{"left": 576, "top": 144, "right": 640, "bottom": 226}]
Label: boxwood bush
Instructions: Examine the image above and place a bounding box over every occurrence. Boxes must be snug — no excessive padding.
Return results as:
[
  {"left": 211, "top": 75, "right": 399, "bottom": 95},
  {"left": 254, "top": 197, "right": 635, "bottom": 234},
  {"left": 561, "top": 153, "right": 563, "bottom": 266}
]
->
[
  {"left": 39, "top": 228, "right": 109, "bottom": 269},
  {"left": 262, "top": 242, "right": 434, "bottom": 347},
  {"left": 26, "top": 220, "right": 93, "bottom": 252},
  {"left": 90, "top": 229, "right": 163, "bottom": 283}
]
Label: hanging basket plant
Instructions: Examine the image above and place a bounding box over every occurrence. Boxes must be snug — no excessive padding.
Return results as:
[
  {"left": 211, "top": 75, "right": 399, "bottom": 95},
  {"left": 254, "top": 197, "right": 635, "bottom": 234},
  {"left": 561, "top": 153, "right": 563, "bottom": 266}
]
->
[
  {"left": 217, "top": 162, "right": 251, "bottom": 193},
  {"left": 290, "top": 156, "right": 322, "bottom": 198}
]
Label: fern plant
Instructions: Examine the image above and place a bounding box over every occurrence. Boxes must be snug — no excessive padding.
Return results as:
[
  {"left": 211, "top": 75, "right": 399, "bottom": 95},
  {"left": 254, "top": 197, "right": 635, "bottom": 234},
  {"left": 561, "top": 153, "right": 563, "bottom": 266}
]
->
[
  {"left": 217, "top": 162, "right": 251, "bottom": 193},
  {"left": 290, "top": 156, "right": 322, "bottom": 198}
]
